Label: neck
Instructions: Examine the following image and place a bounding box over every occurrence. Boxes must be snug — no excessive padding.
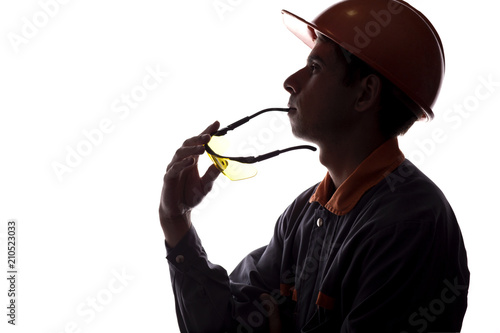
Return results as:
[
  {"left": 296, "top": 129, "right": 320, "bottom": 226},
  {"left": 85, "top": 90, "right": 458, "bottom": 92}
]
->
[{"left": 318, "top": 130, "right": 388, "bottom": 188}]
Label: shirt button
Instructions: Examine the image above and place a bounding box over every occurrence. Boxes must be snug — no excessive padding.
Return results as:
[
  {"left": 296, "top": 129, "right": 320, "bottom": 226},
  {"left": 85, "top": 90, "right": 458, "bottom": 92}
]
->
[
  {"left": 175, "top": 255, "right": 185, "bottom": 264},
  {"left": 317, "top": 218, "right": 324, "bottom": 227}
]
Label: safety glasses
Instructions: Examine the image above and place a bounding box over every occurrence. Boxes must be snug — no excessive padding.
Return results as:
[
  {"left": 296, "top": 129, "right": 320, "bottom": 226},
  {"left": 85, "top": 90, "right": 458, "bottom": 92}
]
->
[{"left": 205, "top": 107, "right": 317, "bottom": 181}]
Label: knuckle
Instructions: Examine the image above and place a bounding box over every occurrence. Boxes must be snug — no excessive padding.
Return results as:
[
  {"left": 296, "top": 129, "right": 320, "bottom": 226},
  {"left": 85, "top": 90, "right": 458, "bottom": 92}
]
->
[
  {"left": 183, "top": 135, "right": 199, "bottom": 147},
  {"left": 176, "top": 145, "right": 186, "bottom": 156},
  {"left": 164, "top": 166, "right": 174, "bottom": 180},
  {"left": 165, "top": 160, "right": 181, "bottom": 177}
]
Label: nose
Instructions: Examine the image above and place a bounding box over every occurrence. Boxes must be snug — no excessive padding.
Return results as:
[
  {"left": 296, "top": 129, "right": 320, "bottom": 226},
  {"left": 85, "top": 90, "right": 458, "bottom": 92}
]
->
[{"left": 283, "top": 69, "right": 300, "bottom": 95}]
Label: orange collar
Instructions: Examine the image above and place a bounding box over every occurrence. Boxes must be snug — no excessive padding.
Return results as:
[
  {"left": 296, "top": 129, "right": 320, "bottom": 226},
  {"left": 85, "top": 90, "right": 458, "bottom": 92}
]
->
[{"left": 309, "top": 138, "right": 405, "bottom": 216}]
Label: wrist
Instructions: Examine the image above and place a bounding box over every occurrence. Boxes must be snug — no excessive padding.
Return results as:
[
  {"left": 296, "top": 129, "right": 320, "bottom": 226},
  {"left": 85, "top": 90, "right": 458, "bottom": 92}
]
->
[{"left": 160, "top": 211, "right": 192, "bottom": 248}]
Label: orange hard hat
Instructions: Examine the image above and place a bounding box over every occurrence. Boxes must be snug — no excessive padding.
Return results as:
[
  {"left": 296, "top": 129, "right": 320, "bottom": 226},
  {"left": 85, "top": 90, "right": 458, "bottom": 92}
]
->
[{"left": 282, "top": 0, "right": 445, "bottom": 120}]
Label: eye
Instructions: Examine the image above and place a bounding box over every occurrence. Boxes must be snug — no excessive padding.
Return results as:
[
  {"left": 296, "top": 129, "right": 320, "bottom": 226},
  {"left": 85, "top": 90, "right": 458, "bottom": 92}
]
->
[{"left": 309, "top": 62, "right": 320, "bottom": 73}]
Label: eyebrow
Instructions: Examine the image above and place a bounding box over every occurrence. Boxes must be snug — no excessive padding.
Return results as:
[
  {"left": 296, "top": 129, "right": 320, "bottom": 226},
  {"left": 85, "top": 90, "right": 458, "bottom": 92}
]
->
[{"left": 307, "top": 54, "right": 326, "bottom": 66}]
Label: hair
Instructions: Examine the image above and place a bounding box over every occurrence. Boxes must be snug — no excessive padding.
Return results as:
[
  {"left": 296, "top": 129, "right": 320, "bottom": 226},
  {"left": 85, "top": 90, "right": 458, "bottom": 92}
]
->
[{"left": 331, "top": 41, "right": 419, "bottom": 139}]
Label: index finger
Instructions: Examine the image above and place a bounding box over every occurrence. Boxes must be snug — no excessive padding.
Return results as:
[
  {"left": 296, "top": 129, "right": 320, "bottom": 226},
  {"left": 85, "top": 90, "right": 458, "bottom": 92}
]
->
[
  {"left": 182, "top": 120, "right": 221, "bottom": 147},
  {"left": 201, "top": 120, "right": 220, "bottom": 136}
]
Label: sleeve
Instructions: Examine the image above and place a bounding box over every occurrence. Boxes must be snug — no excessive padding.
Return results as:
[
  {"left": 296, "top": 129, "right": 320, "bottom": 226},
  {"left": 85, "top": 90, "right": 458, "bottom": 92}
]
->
[
  {"left": 340, "top": 219, "right": 469, "bottom": 333},
  {"left": 166, "top": 223, "right": 284, "bottom": 333}
]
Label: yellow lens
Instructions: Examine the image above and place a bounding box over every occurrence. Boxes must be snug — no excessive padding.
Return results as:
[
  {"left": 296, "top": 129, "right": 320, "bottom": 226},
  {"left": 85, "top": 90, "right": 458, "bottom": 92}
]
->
[{"left": 206, "top": 136, "right": 257, "bottom": 181}]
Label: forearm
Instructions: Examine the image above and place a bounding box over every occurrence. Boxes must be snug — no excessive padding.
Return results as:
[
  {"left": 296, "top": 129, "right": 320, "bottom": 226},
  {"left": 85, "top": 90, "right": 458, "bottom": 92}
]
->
[{"left": 166, "top": 227, "right": 233, "bottom": 333}]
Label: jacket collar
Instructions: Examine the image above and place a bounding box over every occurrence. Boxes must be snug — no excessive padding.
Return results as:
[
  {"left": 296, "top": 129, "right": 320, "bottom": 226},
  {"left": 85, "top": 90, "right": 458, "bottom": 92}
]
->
[{"left": 309, "top": 137, "right": 405, "bottom": 216}]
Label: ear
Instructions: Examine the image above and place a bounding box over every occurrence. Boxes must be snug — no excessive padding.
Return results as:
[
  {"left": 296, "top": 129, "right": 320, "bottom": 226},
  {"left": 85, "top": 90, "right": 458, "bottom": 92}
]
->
[{"left": 354, "top": 74, "right": 381, "bottom": 113}]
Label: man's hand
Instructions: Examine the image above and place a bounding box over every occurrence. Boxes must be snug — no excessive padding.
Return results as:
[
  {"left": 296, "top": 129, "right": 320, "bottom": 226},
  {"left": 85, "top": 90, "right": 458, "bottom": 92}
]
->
[
  {"left": 159, "top": 121, "right": 221, "bottom": 247},
  {"left": 260, "top": 293, "right": 282, "bottom": 333}
]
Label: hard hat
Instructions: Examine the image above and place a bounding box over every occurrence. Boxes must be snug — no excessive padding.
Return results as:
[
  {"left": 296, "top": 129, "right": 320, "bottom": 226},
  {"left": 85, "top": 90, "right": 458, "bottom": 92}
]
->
[{"left": 282, "top": 0, "right": 445, "bottom": 120}]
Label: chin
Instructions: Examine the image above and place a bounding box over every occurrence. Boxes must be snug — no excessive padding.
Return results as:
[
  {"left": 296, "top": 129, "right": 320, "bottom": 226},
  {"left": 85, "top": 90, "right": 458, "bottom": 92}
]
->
[
  {"left": 291, "top": 125, "right": 317, "bottom": 144},
  {"left": 290, "top": 122, "right": 304, "bottom": 139}
]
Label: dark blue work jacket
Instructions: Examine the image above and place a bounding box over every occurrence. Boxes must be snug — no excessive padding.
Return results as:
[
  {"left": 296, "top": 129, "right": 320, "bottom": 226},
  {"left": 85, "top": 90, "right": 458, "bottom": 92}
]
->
[{"left": 166, "top": 139, "right": 469, "bottom": 333}]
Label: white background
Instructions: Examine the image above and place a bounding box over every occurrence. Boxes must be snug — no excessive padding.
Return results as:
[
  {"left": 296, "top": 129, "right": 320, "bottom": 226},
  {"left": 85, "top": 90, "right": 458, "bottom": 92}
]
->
[{"left": 1, "top": 0, "right": 499, "bottom": 332}]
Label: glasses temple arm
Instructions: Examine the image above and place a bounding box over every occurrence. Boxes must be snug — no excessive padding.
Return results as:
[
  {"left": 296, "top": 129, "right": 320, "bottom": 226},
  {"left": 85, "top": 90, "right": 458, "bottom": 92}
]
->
[
  {"left": 224, "top": 145, "right": 317, "bottom": 164},
  {"left": 213, "top": 107, "right": 290, "bottom": 136}
]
